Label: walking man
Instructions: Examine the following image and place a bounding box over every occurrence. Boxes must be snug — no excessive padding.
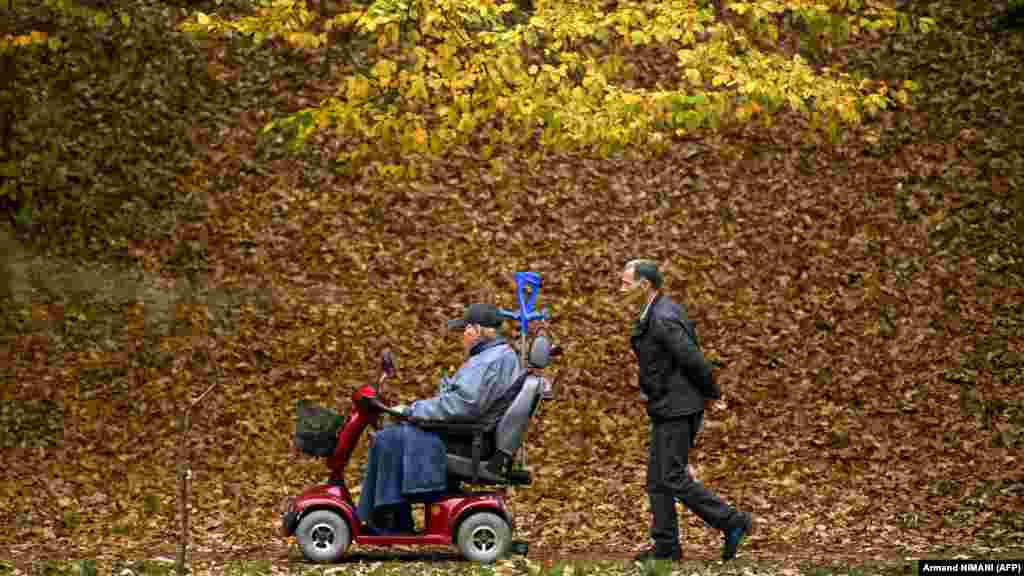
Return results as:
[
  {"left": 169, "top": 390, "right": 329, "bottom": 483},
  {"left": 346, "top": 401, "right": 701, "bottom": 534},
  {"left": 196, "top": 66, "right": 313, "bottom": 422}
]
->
[{"left": 621, "top": 259, "right": 754, "bottom": 561}]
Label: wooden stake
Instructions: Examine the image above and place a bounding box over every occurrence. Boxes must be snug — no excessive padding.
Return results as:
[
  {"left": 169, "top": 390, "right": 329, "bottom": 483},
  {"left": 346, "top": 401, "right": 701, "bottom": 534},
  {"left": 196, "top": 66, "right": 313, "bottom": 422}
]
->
[
  {"left": 176, "top": 410, "right": 191, "bottom": 576},
  {"left": 176, "top": 380, "right": 219, "bottom": 576}
]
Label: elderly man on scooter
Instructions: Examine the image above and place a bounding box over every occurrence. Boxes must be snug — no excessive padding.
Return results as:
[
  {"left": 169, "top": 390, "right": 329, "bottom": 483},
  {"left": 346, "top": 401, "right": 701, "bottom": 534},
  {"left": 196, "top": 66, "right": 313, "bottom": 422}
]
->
[{"left": 356, "top": 303, "right": 521, "bottom": 534}]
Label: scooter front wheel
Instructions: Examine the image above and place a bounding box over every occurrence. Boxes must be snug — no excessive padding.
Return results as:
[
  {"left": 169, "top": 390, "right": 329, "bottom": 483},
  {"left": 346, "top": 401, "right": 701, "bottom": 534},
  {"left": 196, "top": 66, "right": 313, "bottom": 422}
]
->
[
  {"left": 295, "top": 509, "right": 351, "bottom": 563},
  {"left": 456, "top": 511, "right": 511, "bottom": 564}
]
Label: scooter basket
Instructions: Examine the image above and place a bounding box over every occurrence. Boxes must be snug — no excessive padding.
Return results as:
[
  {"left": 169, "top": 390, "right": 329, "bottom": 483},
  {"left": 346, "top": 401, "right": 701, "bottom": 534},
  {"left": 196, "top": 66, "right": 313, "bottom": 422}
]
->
[{"left": 294, "top": 400, "right": 344, "bottom": 458}]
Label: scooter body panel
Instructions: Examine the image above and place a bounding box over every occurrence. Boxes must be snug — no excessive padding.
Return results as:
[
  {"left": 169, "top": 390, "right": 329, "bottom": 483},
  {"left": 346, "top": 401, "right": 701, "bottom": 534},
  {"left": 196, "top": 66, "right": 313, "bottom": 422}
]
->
[
  {"left": 282, "top": 483, "right": 357, "bottom": 537},
  {"left": 284, "top": 481, "right": 513, "bottom": 548}
]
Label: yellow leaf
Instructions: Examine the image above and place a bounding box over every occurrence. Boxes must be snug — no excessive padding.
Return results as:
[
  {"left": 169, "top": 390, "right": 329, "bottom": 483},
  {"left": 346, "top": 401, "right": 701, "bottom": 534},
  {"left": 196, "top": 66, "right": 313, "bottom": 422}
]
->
[
  {"left": 197, "top": 12, "right": 210, "bottom": 25},
  {"left": 372, "top": 59, "right": 397, "bottom": 87},
  {"left": 430, "top": 132, "right": 444, "bottom": 154},
  {"left": 347, "top": 76, "right": 371, "bottom": 101},
  {"left": 437, "top": 43, "right": 455, "bottom": 63},
  {"left": 685, "top": 68, "right": 702, "bottom": 87},
  {"left": 408, "top": 76, "right": 429, "bottom": 102}
]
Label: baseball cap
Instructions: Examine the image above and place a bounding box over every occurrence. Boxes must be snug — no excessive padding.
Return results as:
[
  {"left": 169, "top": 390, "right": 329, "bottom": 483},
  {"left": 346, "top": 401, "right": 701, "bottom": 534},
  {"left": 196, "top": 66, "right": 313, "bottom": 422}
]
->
[{"left": 447, "top": 303, "right": 503, "bottom": 331}]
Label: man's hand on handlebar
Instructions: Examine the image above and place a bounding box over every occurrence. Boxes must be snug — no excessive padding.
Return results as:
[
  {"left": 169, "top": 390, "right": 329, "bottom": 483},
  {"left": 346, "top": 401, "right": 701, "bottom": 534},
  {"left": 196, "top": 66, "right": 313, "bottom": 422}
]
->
[{"left": 385, "top": 403, "right": 410, "bottom": 425}]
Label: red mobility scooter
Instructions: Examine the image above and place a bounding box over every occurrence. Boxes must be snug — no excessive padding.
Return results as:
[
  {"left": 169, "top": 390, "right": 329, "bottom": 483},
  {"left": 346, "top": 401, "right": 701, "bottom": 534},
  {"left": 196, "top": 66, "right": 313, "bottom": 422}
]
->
[{"left": 281, "top": 328, "right": 559, "bottom": 563}]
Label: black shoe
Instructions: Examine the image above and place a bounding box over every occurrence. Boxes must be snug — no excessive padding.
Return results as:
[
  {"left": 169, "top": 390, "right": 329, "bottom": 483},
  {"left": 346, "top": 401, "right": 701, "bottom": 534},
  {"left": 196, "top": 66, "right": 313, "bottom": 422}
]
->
[
  {"left": 634, "top": 546, "right": 682, "bottom": 561},
  {"left": 722, "top": 512, "right": 754, "bottom": 561}
]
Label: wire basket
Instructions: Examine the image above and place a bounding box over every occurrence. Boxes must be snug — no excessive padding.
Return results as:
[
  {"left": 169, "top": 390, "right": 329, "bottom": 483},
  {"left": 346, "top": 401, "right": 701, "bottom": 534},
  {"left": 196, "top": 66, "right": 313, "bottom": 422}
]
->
[{"left": 294, "top": 400, "right": 345, "bottom": 458}]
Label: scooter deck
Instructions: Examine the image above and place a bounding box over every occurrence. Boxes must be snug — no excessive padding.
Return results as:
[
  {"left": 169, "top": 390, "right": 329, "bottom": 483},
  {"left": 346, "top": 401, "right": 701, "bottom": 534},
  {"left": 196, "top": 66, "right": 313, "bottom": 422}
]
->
[{"left": 353, "top": 533, "right": 452, "bottom": 546}]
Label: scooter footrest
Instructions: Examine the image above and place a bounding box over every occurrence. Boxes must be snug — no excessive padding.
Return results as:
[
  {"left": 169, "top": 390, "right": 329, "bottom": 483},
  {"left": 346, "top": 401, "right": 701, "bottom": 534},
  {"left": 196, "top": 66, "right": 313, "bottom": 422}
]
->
[
  {"left": 508, "top": 469, "right": 531, "bottom": 485},
  {"left": 510, "top": 540, "right": 529, "bottom": 555}
]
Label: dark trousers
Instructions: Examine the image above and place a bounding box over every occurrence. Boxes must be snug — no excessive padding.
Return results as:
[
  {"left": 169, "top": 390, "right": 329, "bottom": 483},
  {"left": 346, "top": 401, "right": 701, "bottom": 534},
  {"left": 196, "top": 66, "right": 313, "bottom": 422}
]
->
[{"left": 647, "top": 413, "right": 739, "bottom": 552}]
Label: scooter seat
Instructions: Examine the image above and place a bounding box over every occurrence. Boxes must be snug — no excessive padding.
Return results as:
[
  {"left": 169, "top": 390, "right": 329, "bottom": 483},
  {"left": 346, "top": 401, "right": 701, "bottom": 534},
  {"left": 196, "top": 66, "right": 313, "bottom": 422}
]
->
[
  {"left": 416, "top": 336, "right": 551, "bottom": 486},
  {"left": 445, "top": 454, "right": 530, "bottom": 485}
]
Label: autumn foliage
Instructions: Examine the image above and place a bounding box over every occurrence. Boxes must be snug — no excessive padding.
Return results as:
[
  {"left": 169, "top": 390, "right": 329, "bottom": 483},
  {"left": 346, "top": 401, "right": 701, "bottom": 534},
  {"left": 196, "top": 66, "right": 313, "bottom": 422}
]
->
[
  {"left": 179, "top": 0, "right": 933, "bottom": 173},
  {"left": 1, "top": 0, "right": 1022, "bottom": 570}
]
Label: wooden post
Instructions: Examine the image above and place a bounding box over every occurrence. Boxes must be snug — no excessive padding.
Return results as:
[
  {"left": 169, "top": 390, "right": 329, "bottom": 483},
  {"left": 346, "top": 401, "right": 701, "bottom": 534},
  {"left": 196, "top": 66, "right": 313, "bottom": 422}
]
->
[
  {"left": 176, "top": 380, "right": 219, "bottom": 576},
  {"left": 176, "top": 410, "right": 191, "bottom": 576}
]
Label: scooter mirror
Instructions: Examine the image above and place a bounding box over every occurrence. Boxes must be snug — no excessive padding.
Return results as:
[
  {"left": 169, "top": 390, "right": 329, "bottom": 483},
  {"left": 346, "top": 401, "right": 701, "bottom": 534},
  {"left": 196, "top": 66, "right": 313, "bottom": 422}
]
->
[{"left": 382, "top": 349, "right": 396, "bottom": 377}]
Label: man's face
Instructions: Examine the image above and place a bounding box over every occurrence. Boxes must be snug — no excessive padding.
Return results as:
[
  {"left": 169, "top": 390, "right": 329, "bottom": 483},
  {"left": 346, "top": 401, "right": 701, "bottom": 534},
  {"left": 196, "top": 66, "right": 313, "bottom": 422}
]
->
[
  {"left": 462, "top": 324, "right": 481, "bottom": 353},
  {"left": 620, "top": 268, "right": 649, "bottom": 308},
  {"left": 620, "top": 268, "right": 638, "bottom": 294}
]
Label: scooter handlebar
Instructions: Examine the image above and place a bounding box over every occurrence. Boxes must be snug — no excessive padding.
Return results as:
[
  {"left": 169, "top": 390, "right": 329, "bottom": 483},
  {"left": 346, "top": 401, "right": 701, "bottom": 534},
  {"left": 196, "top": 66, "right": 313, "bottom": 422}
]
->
[{"left": 365, "top": 396, "right": 413, "bottom": 419}]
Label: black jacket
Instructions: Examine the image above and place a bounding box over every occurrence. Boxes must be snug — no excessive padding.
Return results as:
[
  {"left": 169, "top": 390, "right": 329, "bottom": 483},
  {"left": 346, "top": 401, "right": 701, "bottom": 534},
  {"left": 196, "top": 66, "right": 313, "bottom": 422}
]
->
[{"left": 631, "top": 293, "right": 720, "bottom": 421}]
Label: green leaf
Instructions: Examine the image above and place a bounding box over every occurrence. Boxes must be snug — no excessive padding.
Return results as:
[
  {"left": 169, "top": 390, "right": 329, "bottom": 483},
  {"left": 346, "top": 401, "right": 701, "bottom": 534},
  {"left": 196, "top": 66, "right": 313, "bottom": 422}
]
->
[
  {"left": 543, "top": 110, "right": 562, "bottom": 131},
  {"left": 675, "top": 110, "right": 702, "bottom": 131},
  {"left": 14, "top": 205, "right": 32, "bottom": 227}
]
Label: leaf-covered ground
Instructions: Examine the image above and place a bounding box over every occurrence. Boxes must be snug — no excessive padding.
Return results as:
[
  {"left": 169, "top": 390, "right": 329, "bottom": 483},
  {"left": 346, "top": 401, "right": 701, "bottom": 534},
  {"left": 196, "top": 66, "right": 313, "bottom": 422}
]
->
[
  {"left": 1, "top": 0, "right": 1022, "bottom": 572},
  {"left": 0, "top": 556, "right": 940, "bottom": 576}
]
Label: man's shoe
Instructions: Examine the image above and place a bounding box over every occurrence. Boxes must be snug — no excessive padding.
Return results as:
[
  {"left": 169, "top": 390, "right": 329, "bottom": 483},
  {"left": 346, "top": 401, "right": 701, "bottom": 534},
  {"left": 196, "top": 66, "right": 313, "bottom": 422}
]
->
[
  {"left": 634, "top": 546, "right": 682, "bottom": 562},
  {"left": 722, "top": 512, "right": 754, "bottom": 561}
]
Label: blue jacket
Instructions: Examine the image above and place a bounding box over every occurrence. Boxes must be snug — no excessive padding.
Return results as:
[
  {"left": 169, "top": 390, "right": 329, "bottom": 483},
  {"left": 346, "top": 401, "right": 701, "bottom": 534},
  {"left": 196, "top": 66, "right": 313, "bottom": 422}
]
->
[{"left": 409, "top": 337, "right": 521, "bottom": 426}]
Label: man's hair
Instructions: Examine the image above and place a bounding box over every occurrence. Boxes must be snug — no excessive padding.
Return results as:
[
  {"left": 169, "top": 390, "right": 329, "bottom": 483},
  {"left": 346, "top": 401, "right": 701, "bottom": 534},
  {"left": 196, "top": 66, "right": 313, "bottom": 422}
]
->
[{"left": 624, "top": 259, "right": 664, "bottom": 289}]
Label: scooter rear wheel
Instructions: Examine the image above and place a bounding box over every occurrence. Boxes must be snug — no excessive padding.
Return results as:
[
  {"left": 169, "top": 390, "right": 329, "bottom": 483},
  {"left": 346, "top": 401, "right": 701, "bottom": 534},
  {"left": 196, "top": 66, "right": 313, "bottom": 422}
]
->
[
  {"left": 295, "top": 509, "right": 351, "bottom": 563},
  {"left": 456, "top": 511, "right": 511, "bottom": 564}
]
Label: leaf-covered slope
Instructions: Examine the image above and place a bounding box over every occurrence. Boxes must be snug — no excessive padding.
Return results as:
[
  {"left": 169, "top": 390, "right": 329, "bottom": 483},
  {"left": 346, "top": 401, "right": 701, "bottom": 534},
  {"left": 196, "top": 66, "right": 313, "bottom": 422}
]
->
[{"left": 1, "top": 0, "right": 1022, "bottom": 564}]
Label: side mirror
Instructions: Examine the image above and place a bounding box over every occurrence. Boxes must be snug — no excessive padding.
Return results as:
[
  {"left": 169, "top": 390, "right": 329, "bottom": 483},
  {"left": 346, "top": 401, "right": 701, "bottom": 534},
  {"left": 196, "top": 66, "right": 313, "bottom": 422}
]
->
[{"left": 382, "top": 349, "right": 396, "bottom": 377}]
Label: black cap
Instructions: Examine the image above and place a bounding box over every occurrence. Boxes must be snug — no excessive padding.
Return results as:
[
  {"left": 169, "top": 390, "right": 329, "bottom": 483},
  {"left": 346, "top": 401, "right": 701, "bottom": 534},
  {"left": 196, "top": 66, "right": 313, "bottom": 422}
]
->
[{"left": 447, "top": 303, "right": 503, "bottom": 331}]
